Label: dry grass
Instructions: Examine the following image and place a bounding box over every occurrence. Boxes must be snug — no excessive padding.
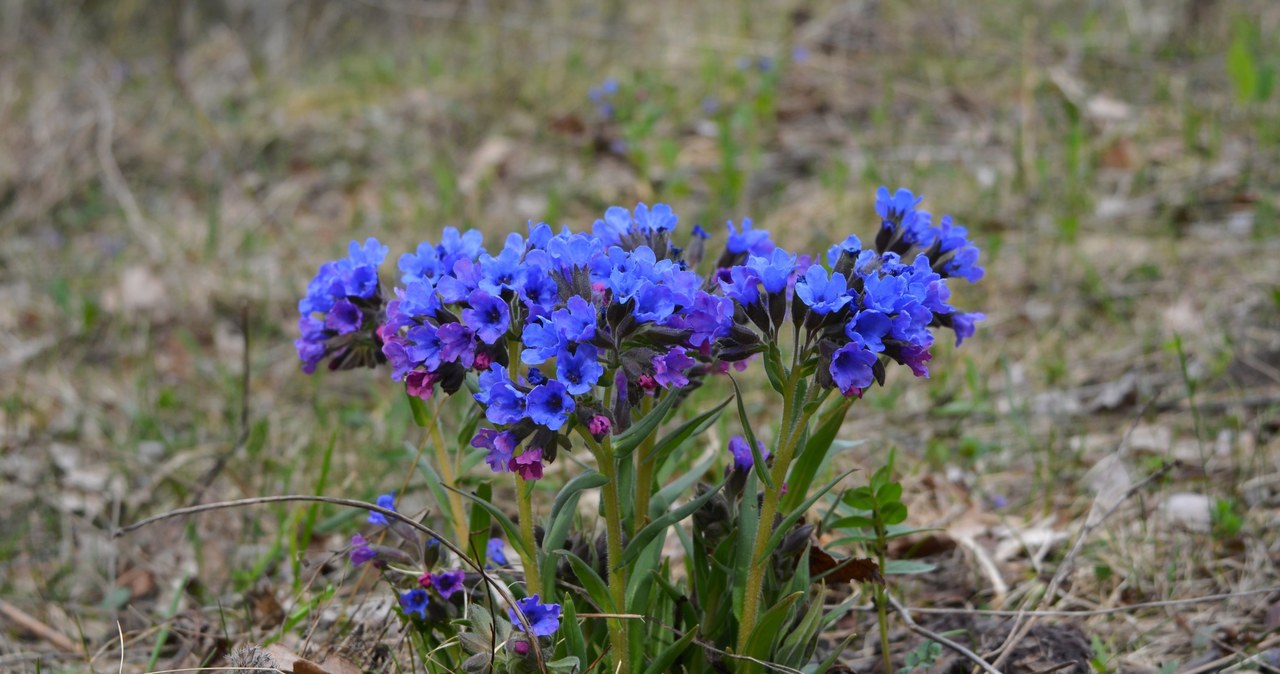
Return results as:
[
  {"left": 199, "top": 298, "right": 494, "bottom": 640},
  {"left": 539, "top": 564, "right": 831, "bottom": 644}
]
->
[{"left": 1, "top": 1, "right": 1278, "bottom": 672}]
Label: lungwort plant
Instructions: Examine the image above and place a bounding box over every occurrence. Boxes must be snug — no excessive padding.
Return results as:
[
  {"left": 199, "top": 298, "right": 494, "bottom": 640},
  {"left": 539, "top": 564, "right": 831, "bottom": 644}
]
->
[{"left": 296, "top": 187, "right": 985, "bottom": 673}]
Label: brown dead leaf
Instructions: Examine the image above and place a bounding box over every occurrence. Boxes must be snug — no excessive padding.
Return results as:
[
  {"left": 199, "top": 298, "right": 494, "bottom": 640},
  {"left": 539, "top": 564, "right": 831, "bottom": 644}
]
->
[
  {"left": 245, "top": 586, "right": 285, "bottom": 629},
  {"left": 294, "top": 659, "right": 331, "bottom": 674},
  {"left": 319, "top": 654, "right": 363, "bottom": 674},
  {"left": 808, "top": 546, "right": 882, "bottom": 584}
]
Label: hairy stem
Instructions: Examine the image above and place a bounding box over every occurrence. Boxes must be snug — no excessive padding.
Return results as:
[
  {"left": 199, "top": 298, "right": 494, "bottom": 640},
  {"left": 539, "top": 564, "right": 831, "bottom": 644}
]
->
[
  {"left": 632, "top": 395, "right": 657, "bottom": 533},
  {"left": 426, "top": 405, "right": 471, "bottom": 546},
  {"left": 736, "top": 368, "right": 808, "bottom": 650},
  {"left": 588, "top": 434, "right": 631, "bottom": 674},
  {"left": 515, "top": 475, "right": 541, "bottom": 593}
]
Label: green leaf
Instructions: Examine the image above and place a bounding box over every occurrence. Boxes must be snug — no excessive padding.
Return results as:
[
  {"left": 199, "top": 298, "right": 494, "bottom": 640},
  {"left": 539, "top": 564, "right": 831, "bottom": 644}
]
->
[
  {"left": 781, "top": 400, "right": 853, "bottom": 512},
  {"left": 776, "top": 588, "right": 825, "bottom": 666},
  {"left": 812, "top": 633, "right": 859, "bottom": 674},
  {"left": 625, "top": 534, "right": 664, "bottom": 608},
  {"left": 407, "top": 393, "right": 433, "bottom": 427},
  {"left": 744, "top": 591, "right": 802, "bottom": 661},
  {"left": 541, "top": 472, "right": 604, "bottom": 596},
  {"left": 641, "top": 625, "right": 699, "bottom": 674},
  {"left": 765, "top": 468, "right": 858, "bottom": 559},
  {"left": 559, "top": 596, "right": 587, "bottom": 666},
  {"left": 648, "top": 451, "right": 717, "bottom": 519},
  {"left": 884, "top": 559, "right": 937, "bottom": 575},
  {"left": 831, "top": 514, "right": 877, "bottom": 530},
  {"left": 843, "top": 487, "right": 875, "bottom": 510},
  {"left": 554, "top": 550, "right": 615, "bottom": 612},
  {"left": 469, "top": 482, "right": 492, "bottom": 567},
  {"left": 881, "top": 501, "right": 908, "bottom": 525},
  {"left": 646, "top": 396, "right": 731, "bottom": 465},
  {"left": 871, "top": 465, "right": 892, "bottom": 492},
  {"left": 876, "top": 482, "right": 903, "bottom": 505},
  {"left": 728, "top": 375, "right": 774, "bottom": 490},
  {"left": 612, "top": 389, "right": 680, "bottom": 457},
  {"left": 619, "top": 478, "right": 725, "bottom": 569},
  {"left": 446, "top": 486, "right": 528, "bottom": 560},
  {"left": 1227, "top": 21, "right": 1258, "bottom": 103}
]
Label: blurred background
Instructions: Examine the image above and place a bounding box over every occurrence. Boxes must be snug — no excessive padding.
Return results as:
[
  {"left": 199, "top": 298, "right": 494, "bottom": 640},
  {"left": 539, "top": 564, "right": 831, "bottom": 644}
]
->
[{"left": 2, "top": 1, "right": 1278, "bottom": 672}]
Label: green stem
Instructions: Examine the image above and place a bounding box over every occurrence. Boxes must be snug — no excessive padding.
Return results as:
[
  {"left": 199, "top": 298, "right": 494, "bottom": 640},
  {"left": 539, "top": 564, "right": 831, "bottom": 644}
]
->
[
  {"left": 427, "top": 406, "right": 471, "bottom": 546},
  {"left": 587, "top": 434, "right": 631, "bottom": 674},
  {"left": 736, "top": 367, "right": 809, "bottom": 650},
  {"left": 515, "top": 475, "right": 541, "bottom": 593},
  {"left": 873, "top": 518, "right": 893, "bottom": 674},
  {"left": 633, "top": 396, "right": 657, "bottom": 533}
]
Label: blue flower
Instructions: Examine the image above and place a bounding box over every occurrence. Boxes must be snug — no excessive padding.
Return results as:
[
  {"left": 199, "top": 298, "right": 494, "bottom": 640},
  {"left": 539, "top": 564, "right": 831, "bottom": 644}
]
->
[
  {"left": 487, "top": 538, "right": 509, "bottom": 566},
  {"left": 552, "top": 296, "right": 597, "bottom": 343},
  {"left": 652, "top": 346, "right": 696, "bottom": 388},
  {"left": 556, "top": 345, "right": 604, "bottom": 395},
  {"left": 633, "top": 283, "right": 676, "bottom": 323},
  {"left": 726, "top": 219, "right": 773, "bottom": 255},
  {"left": 463, "top": 291, "right": 510, "bottom": 345},
  {"left": 718, "top": 266, "right": 761, "bottom": 305},
  {"left": 746, "top": 248, "right": 797, "bottom": 294},
  {"left": 478, "top": 248, "right": 524, "bottom": 295},
  {"left": 400, "top": 588, "right": 429, "bottom": 619},
  {"left": 846, "top": 311, "right": 892, "bottom": 353},
  {"left": 521, "top": 317, "right": 566, "bottom": 365},
  {"left": 632, "top": 202, "right": 678, "bottom": 235},
  {"left": 368, "top": 492, "right": 396, "bottom": 525},
  {"left": 829, "top": 343, "right": 878, "bottom": 395},
  {"left": 526, "top": 380, "right": 575, "bottom": 430},
  {"left": 875, "top": 187, "right": 923, "bottom": 223},
  {"left": 398, "top": 242, "right": 447, "bottom": 284},
  {"left": 826, "top": 234, "right": 863, "bottom": 267},
  {"left": 508, "top": 595, "right": 562, "bottom": 637},
  {"left": 438, "top": 227, "right": 485, "bottom": 271},
  {"left": 795, "top": 265, "right": 850, "bottom": 314},
  {"left": 728, "top": 435, "right": 769, "bottom": 471},
  {"left": 474, "top": 365, "right": 526, "bottom": 425},
  {"left": 950, "top": 312, "right": 985, "bottom": 346},
  {"left": 432, "top": 569, "right": 466, "bottom": 599}
]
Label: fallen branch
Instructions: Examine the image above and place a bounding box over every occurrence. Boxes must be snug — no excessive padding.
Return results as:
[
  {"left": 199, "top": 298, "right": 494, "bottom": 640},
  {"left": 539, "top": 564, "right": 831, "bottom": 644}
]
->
[{"left": 885, "top": 591, "right": 1002, "bottom": 674}]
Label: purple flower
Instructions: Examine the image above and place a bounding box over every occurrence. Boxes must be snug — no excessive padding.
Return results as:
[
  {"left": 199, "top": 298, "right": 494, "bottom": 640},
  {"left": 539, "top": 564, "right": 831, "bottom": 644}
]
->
[
  {"left": 729, "top": 435, "right": 769, "bottom": 471},
  {"left": 325, "top": 299, "right": 362, "bottom": 334},
  {"left": 432, "top": 569, "right": 466, "bottom": 599},
  {"left": 509, "top": 447, "right": 544, "bottom": 481},
  {"left": 400, "top": 588, "right": 429, "bottom": 619},
  {"left": 898, "top": 344, "right": 932, "bottom": 378},
  {"left": 473, "top": 428, "right": 519, "bottom": 473},
  {"left": 795, "top": 265, "right": 850, "bottom": 314},
  {"left": 829, "top": 343, "right": 878, "bottom": 396},
  {"left": 405, "top": 370, "right": 439, "bottom": 400},
  {"left": 368, "top": 492, "right": 396, "bottom": 525},
  {"left": 487, "top": 538, "right": 509, "bottom": 566},
  {"left": 683, "top": 291, "right": 735, "bottom": 347},
  {"left": 463, "top": 291, "right": 510, "bottom": 345},
  {"left": 349, "top": 534, "right": 377, "bottom": 566},
  {"left": 526, "top": 381, "right": 574, "bottom": 430},
  {"left": 507, "top": 594, "right": 562, "bottom": 637},
  {"left": 556, "top": 345, "right": 604, "bottom": 395},
  {"left": 437, "top": 322, "right": 477, "bottom": 367},
  {"left": 951, "top": 312, "right": 985, "bottom": 346},
  {"left": 652, "top": 346, "right": 696, "bottom": 388}
]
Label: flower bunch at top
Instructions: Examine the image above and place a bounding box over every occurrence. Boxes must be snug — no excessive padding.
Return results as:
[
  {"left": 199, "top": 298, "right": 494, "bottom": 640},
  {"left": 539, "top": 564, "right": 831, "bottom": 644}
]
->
[
  {"left": 373, "top": 203, "right": 759, "bottom": 481},
  {"left": 716, "top": 186, "right": 985, "bottom": 398},
  {"left": 298, "top": 188, "right": 984, "bottom": 476},
  {"left": 295, "top": 238, "right": 390, "bottom": 373}
]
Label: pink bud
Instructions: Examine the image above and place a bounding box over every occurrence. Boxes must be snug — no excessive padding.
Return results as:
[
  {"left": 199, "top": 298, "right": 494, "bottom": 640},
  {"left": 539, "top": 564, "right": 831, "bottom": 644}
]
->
[
  {"left": 418, "top": 572, "right": 433, "bottom": 588},
  {"left": 474, "top": 351, "right": 493, "bottom": 370},
  {"left": 588, "top": 415, "right": 612, "bottom": 436}
]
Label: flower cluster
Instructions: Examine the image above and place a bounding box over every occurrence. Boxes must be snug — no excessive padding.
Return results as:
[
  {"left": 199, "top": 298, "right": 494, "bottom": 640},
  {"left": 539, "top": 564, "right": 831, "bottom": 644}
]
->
[
  {"left": 300, "top": 188, "right": 984, "bottom": 479},
  {"left": 295, "top": 239, "right": 390, "bottom": 373}
]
